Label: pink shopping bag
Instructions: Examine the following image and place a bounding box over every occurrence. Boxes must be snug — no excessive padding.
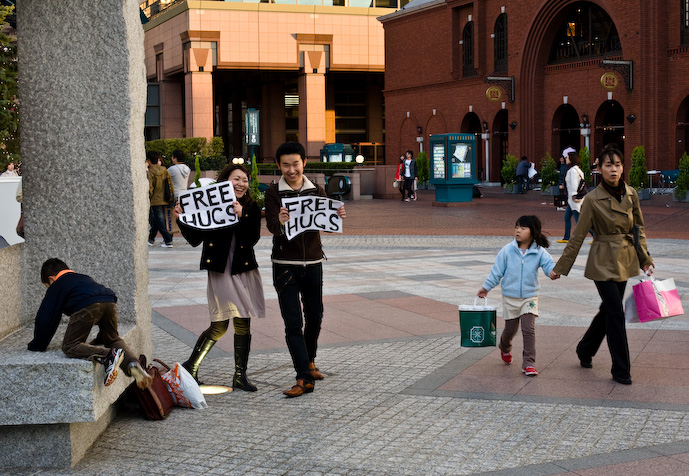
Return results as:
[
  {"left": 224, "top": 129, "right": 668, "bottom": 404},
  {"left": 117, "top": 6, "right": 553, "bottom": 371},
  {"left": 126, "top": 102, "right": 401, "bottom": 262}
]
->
[{"left": 632, "top": 277, "right": 685, "bottom": 323}]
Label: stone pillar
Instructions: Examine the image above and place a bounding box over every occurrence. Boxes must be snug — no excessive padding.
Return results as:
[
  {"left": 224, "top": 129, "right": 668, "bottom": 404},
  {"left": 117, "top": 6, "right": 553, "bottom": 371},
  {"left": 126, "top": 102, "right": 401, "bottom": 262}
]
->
[
  {"left": 262, "top": 81, "right": 286, "bottom": 160},
  {"left": 184, "top": 43, "right": 214, "bottom": 140},
  {"left": 299, "top": 51, "right": 327, "bottom": 159},
  {"left": 161, "top": 80, "right": 184, "bottom": 138},
  {"left": 2, "top": 0, "right": 152, "bottom": 467}
]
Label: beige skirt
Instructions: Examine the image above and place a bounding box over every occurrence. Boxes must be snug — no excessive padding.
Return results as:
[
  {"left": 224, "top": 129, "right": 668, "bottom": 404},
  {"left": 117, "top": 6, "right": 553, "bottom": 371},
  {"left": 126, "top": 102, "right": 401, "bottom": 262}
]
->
[
  {"left": 502, "top": 296, "right": 539, "bottom": 320},
  {"left": 207, "top": 239, "right": 265, "bottom": 322}
]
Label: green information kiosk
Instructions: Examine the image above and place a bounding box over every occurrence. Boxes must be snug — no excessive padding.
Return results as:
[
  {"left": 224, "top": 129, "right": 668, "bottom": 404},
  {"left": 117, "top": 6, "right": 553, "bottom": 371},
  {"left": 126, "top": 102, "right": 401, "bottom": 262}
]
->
[{"left": 430, "top": 133, "right": 478, "bottom": 202}]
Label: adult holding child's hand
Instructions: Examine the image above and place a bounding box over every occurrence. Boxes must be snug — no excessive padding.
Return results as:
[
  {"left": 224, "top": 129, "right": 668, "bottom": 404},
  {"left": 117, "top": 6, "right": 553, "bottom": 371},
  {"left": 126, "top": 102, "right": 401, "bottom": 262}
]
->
[{"left": 552, "top": 143, "right": 654, "bottom": 386}]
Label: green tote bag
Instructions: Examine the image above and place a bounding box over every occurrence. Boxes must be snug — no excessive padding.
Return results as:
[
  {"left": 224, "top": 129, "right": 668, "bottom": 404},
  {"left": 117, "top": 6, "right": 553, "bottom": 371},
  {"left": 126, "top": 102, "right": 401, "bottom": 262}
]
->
[{"left": 459, "top": 298, "right": 497, "bottom": 347}]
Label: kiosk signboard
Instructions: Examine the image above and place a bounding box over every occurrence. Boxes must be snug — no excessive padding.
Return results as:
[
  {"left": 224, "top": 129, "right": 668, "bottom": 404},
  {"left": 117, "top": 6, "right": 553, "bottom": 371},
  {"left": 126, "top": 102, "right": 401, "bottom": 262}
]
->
[
  {"left": 429, "top": 133, "right": 478, "bottom": 202},
  {"left": 432, "top": 142, "right": 446, "bottom": 180}
]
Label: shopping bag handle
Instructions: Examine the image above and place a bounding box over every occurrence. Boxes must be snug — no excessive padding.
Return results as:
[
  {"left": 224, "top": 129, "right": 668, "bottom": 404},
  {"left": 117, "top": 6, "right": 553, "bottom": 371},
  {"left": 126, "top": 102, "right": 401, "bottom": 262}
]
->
[{"left": 473, "top": 297, "right": 489, "bottom": 306}]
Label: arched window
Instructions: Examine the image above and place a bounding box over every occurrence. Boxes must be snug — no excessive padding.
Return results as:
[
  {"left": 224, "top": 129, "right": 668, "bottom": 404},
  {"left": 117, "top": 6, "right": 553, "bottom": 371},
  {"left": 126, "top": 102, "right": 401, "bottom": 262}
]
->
[
  {"left": 463, "top": 22, "right": 476, "bottom": 77},
  {"left": 548, "top": 2, "right": 621, "bottom": 64},
  {"left": 494, "top": 13, "right": 507, "bottom": 72},
  {"left": 682, "top": 0, "right": 689, "bottom": 45}
]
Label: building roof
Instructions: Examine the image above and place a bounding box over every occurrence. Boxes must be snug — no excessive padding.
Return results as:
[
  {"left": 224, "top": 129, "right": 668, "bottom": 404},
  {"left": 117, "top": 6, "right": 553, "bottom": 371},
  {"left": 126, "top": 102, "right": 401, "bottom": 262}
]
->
[{"left": 378, "top": 0, "right": 444, "bottom": 22}]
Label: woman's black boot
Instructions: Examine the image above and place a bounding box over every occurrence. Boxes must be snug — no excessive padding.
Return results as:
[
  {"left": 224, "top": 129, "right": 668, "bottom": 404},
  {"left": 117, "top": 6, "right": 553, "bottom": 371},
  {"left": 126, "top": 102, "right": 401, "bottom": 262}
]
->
[
  {"left": 232, "top": 334, "right": 257, "bottom": 391},
  {"left": 182, "top": 336, "right": 216, "bottom": 384}
]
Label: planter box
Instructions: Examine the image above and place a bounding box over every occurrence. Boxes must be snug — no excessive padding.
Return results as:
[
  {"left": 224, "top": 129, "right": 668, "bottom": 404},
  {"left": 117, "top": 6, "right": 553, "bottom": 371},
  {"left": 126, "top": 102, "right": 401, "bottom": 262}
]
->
[
  {"left": 541, "top": 185, "right": 559, "bottom": 196},
  {"left": 503, "top": 184, "right": 520, "bottom": 194},
  {"left": 637, "top": 188, "right": 651, "bottom": 200},
  {"left": 673, "top": 191, "right": 689, "bottom": 202}
]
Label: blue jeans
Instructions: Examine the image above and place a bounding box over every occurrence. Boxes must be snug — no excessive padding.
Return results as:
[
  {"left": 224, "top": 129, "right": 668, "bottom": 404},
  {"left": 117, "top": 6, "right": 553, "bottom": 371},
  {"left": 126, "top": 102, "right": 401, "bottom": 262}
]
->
[
  {"left": 273, "top": 263, "right": 323, "bottom": 383},
  {"left": 149, "top": 205, "right": 173, "bottom": 244},
  {"left": 563, "top": 205, "right": 594, "bottom": 240},
  {"left": 563, "top": 205, "right": 579, "bottom": 240}
]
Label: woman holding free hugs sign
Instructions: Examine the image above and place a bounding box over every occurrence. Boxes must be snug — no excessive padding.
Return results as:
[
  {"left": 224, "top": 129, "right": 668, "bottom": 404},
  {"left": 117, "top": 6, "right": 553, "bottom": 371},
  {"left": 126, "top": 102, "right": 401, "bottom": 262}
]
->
[{"left": 174, "top": 164, "right": 265, "bottom": 392}]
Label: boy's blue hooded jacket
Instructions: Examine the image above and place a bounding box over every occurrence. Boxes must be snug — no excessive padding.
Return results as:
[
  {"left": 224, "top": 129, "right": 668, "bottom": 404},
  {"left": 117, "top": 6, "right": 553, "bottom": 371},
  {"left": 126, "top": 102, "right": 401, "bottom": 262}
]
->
[{"left": 482, "top": 239, "right": 555, "bottom": 299}]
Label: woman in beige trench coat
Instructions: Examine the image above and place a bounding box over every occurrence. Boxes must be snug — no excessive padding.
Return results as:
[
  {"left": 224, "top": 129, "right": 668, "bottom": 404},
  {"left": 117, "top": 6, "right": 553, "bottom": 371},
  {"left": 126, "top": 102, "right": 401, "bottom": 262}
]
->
[{"left": 552, "top": 143, "right": 654, "bottom": 385}]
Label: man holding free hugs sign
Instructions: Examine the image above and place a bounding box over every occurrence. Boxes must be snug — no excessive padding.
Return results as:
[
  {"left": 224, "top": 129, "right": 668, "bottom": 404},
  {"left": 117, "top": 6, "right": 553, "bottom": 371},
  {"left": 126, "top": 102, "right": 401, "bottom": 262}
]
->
[{"left": 265, "top": 142, "right": 347, "bottom": 398}]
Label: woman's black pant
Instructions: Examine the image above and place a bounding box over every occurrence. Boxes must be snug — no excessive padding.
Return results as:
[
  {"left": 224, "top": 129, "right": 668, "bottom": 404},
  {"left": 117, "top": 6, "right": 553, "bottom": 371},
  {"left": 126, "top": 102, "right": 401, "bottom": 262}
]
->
[{"left": 576, "top": 280, "right": 631, "bottom": 379}]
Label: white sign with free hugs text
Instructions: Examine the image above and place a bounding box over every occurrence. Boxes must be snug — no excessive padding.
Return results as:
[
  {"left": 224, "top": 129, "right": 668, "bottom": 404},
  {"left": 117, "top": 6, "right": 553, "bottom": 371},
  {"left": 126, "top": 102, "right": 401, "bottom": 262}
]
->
[
  {"left": 282, "top": 196, "right": 343, "bottom": 240},
  {"left": 177, "top": 182, "right": 238, "bottom": 230}
]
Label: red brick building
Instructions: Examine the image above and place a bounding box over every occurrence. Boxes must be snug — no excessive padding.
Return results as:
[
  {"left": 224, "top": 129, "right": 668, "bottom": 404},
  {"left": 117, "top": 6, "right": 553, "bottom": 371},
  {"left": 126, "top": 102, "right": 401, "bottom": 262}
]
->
[{"left": 380, "top": 0, "right": 689, "bottom": 182}]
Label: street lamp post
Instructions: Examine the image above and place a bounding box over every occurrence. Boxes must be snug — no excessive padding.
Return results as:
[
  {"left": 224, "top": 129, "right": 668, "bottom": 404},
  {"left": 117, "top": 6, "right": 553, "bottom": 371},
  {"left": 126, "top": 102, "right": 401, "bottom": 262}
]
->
[
  {"left": 481, "top": 120, "right": 490, "bottom": 183},
  {"left": 580, "top": 114, "right": 590, "bottom": 150}
]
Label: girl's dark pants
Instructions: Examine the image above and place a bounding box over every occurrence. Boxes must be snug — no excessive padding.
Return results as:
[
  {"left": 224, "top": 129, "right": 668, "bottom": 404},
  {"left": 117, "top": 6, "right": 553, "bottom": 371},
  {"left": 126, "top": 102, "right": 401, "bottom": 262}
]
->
[
  {"left": 576, "top": 280, "right": 631, "bottom": 380},
  {"left": 273, "top": 263, "right": 323, "bottom": 384}
]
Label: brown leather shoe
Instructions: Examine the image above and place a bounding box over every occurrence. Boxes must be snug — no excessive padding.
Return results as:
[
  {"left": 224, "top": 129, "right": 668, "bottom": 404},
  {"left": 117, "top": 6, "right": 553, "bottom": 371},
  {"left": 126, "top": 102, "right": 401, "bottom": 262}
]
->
[
  {"left": 283, "top": 379, "right": 314, "bottom": 398},
  {"left": 308, "top": 362, "right": 324, "bottom": 380}
]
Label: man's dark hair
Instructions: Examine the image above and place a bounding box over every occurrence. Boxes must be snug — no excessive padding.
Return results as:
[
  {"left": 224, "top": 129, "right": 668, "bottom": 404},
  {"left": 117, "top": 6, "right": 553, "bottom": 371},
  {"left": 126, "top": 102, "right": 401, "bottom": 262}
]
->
[
  {"left": 172, "top": 149, "right": 185, "bottom": 162},
  {"left": 275, "top": 142, "right": 305, "bottom": 164},
  {"left": 521, "top": 156, "right": 528, "bottom": 161},
  {"left": 146, "top": 150, "right": 160, "bottom": 164},
  {"left": 41, "top": 258, "right": 69, "bottom": 284}
]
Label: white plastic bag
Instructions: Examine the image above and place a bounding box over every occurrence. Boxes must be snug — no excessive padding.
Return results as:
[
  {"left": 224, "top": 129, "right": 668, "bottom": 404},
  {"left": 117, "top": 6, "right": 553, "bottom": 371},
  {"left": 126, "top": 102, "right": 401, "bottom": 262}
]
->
[
  {"left": 160, "top": 362, "right": 208, "bottom": 409},
  {"left": 624, "top": 292, "right": 639, "bottom": 323}
]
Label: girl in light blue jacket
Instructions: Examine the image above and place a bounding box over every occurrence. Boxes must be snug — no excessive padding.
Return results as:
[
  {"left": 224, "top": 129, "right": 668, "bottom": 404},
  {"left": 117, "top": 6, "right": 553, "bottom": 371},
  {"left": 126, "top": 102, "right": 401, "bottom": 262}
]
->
[{"left": 477, "top": 215, "right": 557, "bottom": 376}]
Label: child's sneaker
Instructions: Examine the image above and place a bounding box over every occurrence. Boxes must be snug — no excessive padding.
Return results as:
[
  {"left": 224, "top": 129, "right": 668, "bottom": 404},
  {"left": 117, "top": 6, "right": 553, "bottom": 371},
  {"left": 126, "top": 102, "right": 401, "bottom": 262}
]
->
[
  {"left": 128, "top": 362, "right": 153, "bottom": 389},
  {"left": 501, "top": 352, "right": 513, "bottom": 364},
  {"left": 522, "top": 366, "right": 538, "bottom": 376},
  {"left": 102, "top": 348, "right": 124, "bottom": 386}
]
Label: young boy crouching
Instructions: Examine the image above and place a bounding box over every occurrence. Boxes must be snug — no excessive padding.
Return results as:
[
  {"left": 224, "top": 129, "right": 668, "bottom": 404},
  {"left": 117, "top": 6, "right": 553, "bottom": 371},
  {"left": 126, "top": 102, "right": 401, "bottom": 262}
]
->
[{"left": 28, "top": 258, "right": 152, "bottom": 389}]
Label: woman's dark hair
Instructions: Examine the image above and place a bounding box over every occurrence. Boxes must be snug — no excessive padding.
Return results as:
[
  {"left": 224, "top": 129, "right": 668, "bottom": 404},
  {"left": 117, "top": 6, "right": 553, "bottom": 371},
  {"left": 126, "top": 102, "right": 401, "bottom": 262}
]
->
[
  {"left": 41, "top": 258, "right": 69, "bottom": 284},
  {"left": 599, "top": 143, "right": 626, "bottom": 181},
  {"left": 217, "top": 164, "right": 254, "bottom": 206},
  {"left": 568, "top": 152, "right": 580, "bottom": 166},
  {"left": 600, "top": 143, "right": 624, "bottom": 165},
  {"left": 516, "top": 215, "right": 549, "bottom": 249}
]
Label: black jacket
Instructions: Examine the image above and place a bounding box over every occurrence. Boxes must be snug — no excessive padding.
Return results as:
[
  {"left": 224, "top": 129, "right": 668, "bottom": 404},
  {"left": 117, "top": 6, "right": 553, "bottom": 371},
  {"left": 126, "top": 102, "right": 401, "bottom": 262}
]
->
[
  {"left": 178, "top": 200, "right": 261, "bottom": 274},
  {"left": 264, "top": 176, "right": 326, "bottom": 264},
  {"left": 28, "top": 272, "right": 117, "bottom": 351}
]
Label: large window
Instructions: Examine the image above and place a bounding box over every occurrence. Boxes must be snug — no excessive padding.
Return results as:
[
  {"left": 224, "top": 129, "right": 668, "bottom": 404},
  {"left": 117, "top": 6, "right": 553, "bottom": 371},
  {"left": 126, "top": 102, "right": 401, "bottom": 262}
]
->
[
  {"left": 494, "top": 13, "right": 507, "bottom": 72},
  {"left": 462, "top": 22, "right": 476, "bottom": 77},
  {"left": 548, "top": 2, "right": 621, "bottom": 64},
  {"left": 145, "top": 83, "right": 160, "bottom": 141},
  {"left": 682, "top": 0, "right": 689, "bottom": 45}
]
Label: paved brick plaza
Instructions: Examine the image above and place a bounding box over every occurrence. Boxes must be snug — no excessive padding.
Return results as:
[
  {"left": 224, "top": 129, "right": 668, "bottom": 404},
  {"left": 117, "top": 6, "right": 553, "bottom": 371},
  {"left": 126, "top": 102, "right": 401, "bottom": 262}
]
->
[{"left": 11, "top": 188, "right": 689, "bottom": 475}]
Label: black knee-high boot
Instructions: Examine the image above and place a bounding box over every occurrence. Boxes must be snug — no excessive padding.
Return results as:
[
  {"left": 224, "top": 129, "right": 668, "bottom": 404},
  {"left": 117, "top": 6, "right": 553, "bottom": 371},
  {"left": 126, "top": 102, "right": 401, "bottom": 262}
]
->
[
  {"left": 182, "top": 336, "right": 216, "bottom": 384},
  {"left": 232, "top": 334, "right": 257, "bottom": 391}
]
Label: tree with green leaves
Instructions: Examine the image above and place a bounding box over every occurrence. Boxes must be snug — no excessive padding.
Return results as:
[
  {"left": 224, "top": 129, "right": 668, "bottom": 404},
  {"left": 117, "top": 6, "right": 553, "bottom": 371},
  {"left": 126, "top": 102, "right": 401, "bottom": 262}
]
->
[{"left": 0, "top": 5, "right": 18, "bottom": 167}]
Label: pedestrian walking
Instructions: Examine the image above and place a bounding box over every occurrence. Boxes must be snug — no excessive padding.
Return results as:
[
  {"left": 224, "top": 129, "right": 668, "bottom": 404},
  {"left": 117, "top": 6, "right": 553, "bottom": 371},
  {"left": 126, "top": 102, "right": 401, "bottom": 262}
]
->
[
  {"left": 551, "top": 143, "right": 654, "bottom": 385},
  {"left": 477, "top": 215, "right": 557, "bottom": 376}
]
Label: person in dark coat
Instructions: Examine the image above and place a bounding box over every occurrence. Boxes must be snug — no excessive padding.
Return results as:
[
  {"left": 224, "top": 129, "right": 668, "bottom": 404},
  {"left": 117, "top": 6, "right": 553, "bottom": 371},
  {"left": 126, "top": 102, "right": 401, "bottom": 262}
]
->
[{"left": 175, "top": 164, "right": 265, "bottom": 391}]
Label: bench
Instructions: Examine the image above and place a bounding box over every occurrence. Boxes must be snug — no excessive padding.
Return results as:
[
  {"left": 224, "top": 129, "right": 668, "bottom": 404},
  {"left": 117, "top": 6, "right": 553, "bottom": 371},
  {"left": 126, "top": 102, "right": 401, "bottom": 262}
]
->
[{"left": 0, "top": 320, "right": 143, "bottom": 468}]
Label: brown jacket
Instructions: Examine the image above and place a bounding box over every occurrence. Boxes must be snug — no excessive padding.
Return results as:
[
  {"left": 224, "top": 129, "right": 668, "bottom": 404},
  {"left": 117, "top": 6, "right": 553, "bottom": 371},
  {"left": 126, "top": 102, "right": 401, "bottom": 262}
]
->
[
  {"left": 553, "top": 183, "right": 653, "bottom": 282},
  {"left": 147, "top": 164, "right": 173, "bottom": 206}
]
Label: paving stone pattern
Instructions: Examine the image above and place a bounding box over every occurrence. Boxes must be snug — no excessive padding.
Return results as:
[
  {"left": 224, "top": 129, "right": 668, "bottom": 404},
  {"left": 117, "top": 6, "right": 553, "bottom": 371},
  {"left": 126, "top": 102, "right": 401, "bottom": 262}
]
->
[{"left": 8, "top": 193, "right": 689, "bottom": 475}]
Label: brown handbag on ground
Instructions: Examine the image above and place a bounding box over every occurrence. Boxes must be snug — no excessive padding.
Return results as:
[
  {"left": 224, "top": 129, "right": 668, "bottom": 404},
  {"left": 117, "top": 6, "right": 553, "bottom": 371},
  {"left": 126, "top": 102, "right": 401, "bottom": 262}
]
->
[{"left": 130, "top": 354, "right": 174, "bottom": 420}]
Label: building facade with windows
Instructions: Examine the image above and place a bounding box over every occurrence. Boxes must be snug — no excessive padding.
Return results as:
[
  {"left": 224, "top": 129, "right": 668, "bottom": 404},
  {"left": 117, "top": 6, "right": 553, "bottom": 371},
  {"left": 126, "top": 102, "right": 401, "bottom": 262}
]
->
[
  {"left": 380, "top": 0, "right": 689, "bottom": 182},
  {"left": 141, "top": 0, "right": 406, "bottom": 161}
]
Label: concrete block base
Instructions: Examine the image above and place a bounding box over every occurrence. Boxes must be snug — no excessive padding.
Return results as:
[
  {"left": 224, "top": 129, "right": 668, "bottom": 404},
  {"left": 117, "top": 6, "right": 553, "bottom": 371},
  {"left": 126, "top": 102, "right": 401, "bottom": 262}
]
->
[{"left": 0, "top": 404, "right": 116, "bottom": 468}]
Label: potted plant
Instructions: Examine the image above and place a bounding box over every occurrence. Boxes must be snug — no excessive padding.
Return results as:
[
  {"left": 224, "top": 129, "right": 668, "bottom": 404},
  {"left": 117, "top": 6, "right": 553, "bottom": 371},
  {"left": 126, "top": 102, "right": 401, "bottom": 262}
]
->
[
  {"left": 674, "top": 152, "right": 689, "bottom": 202},
  {"left": 629, "top": 145, "right": 650, "bottom": 200},
  {"left": 539, "top": 153, "right": 559, "bottom": 195},
  {"left": 416, "top": 151, "right": 430, "bottom": 189},
  {"left": 248, "top": 154, "right": 265, "bottom": 211},
  {"left": 501, "top": 154, "right": 519, "bottom": 193},
  {"left": 579, "top": 146, "right": 593, "bottom": 187}
]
